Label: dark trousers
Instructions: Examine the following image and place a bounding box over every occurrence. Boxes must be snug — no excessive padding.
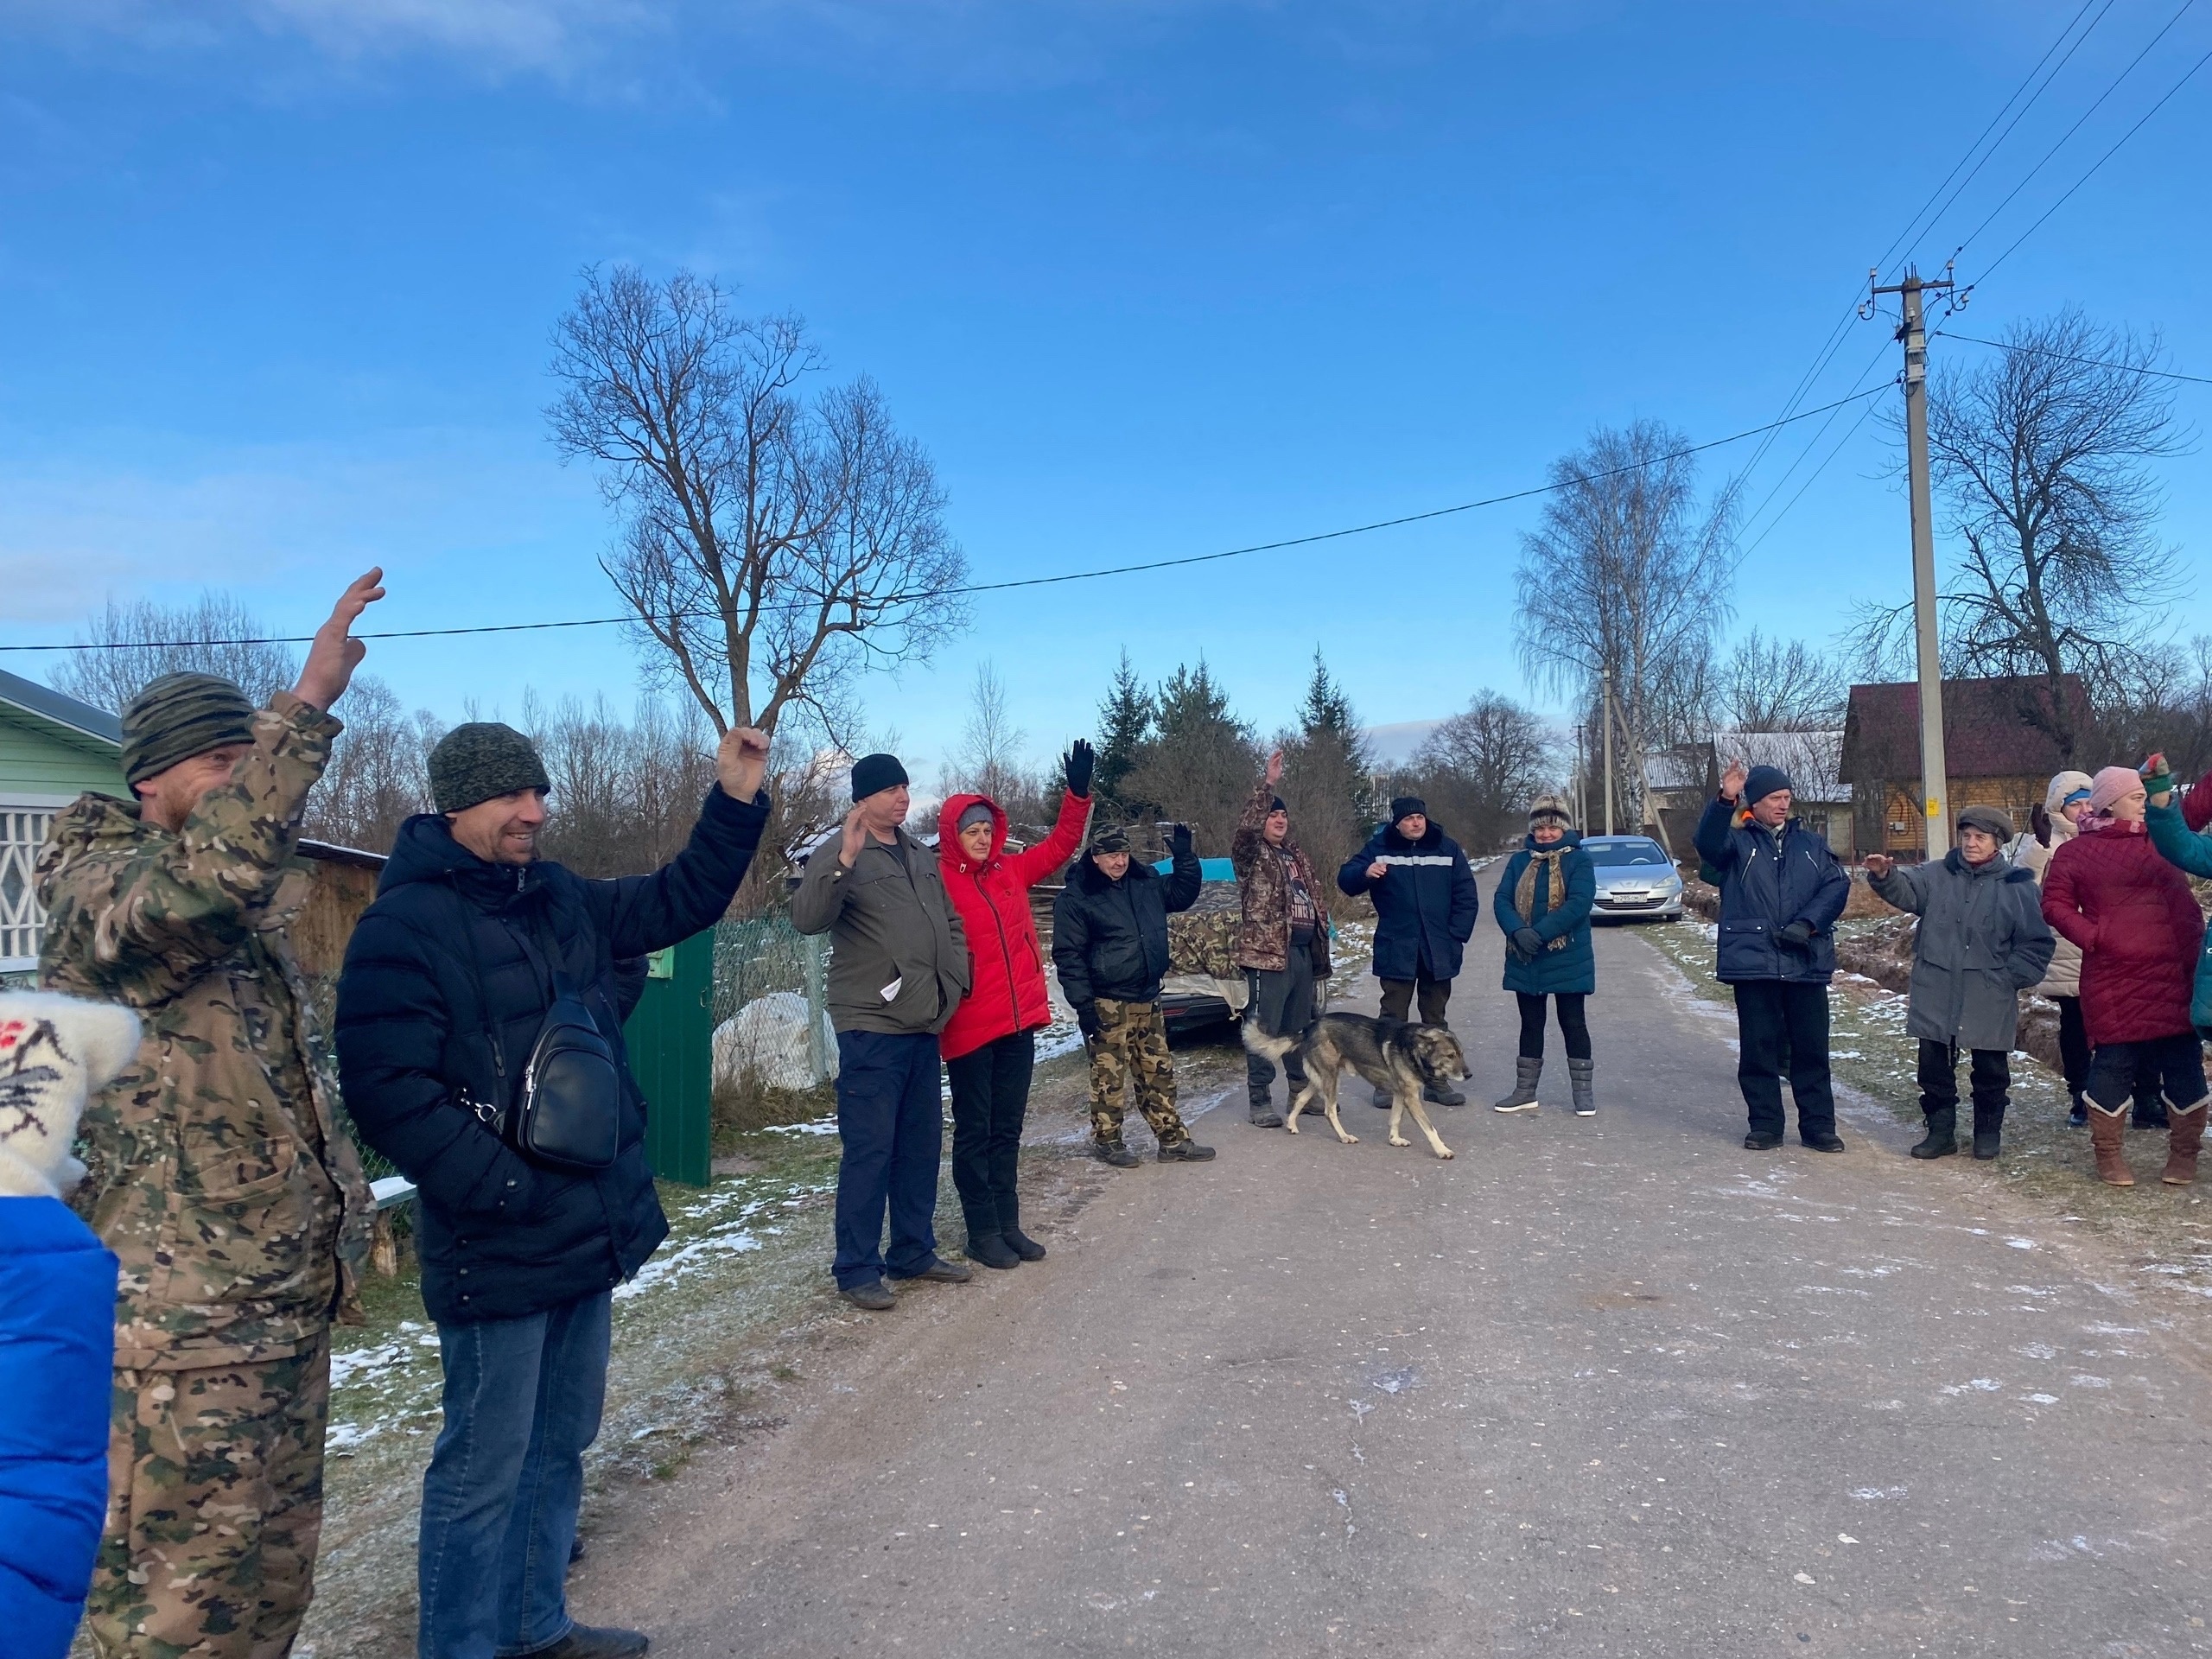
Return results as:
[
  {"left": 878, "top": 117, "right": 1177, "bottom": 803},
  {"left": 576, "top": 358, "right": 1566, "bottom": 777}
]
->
[
  {"left": 1732, "top": 980, "right": 1836, "bottom": 1141},
  {"left": 1516, "top": 991, "right": 1592, "bottom": 1061},
  {"left": 945, "top": 1028, "right": 1033, "bottom": 1241},
  {"left": 1916, "top": 1039, "right": 2009, "bottom": 1116},
  {"left": 2052, "top": 995, "right": 2091, "bottom": 1092},
  {"left": 1379, "top": 973, "right": 1452, "bottom": 1026},
  {"left": 1245, "top": 956, "right": 1315, "bottom": 1101},
  {"left": 418, "top": 1290, "right": 612, "bottom": 1659},
  {"left": 2086, "top": 1032, "right": 2209, "bottom": 1113},
  {"left": 832, "top": 1029, "right": 944, "bottom": 1290}
]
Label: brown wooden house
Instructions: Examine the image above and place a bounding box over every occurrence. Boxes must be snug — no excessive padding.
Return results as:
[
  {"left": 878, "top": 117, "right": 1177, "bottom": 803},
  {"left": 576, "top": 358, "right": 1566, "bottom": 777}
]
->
[{"left": 1840, "top": 675, "right": 2094, "bottom": 858}]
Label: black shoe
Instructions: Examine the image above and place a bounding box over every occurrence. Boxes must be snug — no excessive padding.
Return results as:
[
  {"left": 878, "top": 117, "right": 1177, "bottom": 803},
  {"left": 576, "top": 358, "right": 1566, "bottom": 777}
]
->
[
  {"left": 569, "top": 1535, "right": 586, "bottom": 1567},
  {"left": 1802, "top": 1132, "right": 1847, "bottom": 1154},
  {"left": 838, "top": 1280, "right": 895, "bottom": 1311},
  {"left": 1425, "top": 1083, "right": 1467, "bottom": 1108},
  {"left": 2133, "top": 1097, "right": 2170, "bottom": 1131},
  {"left": 890, "top": 1256, "right": 973, "bottom": 1283},
  {"left": 1002, "top": 1227, "right": 1047, "bottom": 1262},
  {"left": 1249, "top": 1109, "right": 1285, "bottom": 1128},
  {"left": 2068, "top": 1093, "right": 2088, "bottom": 1128},
  {"left": 1744, "top": 1131, "right": 1783, "bottom": 1151},
  {"left": 523, "top": 1625, "right": 651, "bottom": 1659},
  {"left": 1160, "top": 1139, "right": 1216, "bottom": 1161},
  {"left": 1371, "top": 1084, "right": 1392, "bottom": 1109},
  {"left": 1092, "top": 1139, "right": 1141, "bottom": 1167},
  {"left": 967, "top": 1233, "right": 1020, "bottom": 1271}
]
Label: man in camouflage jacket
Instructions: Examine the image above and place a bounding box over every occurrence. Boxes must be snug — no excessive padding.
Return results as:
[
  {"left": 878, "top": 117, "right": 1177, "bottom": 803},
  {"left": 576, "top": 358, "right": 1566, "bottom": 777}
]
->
[
  {"left": 35, "top": 570, "right": 385, "bottom": 1659},
  {"left": 1231, "top": 751, "right": 1330, "bottom": 1125}
]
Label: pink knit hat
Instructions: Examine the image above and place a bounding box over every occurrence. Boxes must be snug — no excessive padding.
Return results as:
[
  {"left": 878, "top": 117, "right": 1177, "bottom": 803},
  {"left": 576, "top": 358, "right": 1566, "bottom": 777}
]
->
[{"left": 2087, "top": 765, "right": 2144, "bottom": 817}]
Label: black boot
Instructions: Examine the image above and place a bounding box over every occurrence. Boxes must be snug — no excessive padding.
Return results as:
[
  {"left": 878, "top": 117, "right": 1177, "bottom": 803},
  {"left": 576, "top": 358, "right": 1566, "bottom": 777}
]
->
[
  {"left": 967, "top": 1233, "right": 1020, "bottom": 1270},
  {"left": 526, "top": 1625, "right": 651, "bottom": 1659},
  {"left": 2134, "top": 1091, "right": 2170, "bottom": 1130},
  {"left": 1249, "top": 1090, "right": 1284, "bottom": 1129},
  {"left": 1910, "top": 1105, "right": 1958, "bottom": 1160},
  {"left": 999, "top": 1200, "right": 1046, "bottom": 1261},
  {"left": 1972, "top": 1099, "right": 2005, "bottom": 1161},
  {"left": 2068, "top": 1091, "right": 2088, "bottom": 1128},
  {"left": 1091, "top": 1138, "right": 1140, "bottom": 1167}
]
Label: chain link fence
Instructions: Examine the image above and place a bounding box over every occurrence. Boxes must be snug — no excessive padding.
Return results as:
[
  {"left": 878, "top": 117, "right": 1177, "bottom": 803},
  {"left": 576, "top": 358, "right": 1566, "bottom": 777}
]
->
[{"left": 709, "top": 910, "right": 835, "bottom": 1092}]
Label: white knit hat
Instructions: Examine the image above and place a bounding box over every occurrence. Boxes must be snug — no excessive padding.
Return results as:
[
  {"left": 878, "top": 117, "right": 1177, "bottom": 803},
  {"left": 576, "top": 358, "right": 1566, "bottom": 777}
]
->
[{"left": 0, "top": 991, "right": 142, "bottom": 1200}]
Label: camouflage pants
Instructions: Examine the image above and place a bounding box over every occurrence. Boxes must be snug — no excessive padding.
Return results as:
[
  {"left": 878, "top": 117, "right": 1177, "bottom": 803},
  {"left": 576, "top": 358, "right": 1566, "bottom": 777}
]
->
[
  {"left": 1086, "top": 998, "right": 1188, "bottom": 1147},
  {"left": 86, "top": 1332, "right": 331, "bottom": 1659}
]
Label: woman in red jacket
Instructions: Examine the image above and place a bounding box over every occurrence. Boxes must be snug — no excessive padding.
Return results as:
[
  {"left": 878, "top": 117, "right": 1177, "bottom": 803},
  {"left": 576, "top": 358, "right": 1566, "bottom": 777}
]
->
[
  {"left": 2041, "top": 764, "right": 2209, "bottom": 1186},
  {"left": 937, "top": 741, "right": 1094, "bottom": 1269}
]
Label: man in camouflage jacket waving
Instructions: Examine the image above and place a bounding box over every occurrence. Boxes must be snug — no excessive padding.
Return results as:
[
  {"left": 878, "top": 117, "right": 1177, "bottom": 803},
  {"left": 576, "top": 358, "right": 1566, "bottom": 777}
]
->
[{"left": 36, "top": 569, "right": 385, "bottom": 1659}]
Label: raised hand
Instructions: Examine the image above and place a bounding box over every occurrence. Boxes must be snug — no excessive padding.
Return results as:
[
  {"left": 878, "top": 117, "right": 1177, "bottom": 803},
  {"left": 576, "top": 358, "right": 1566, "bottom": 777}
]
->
[
  {"left": 1864, "top": 853, "right": 1894, "bottom": 879},
  {"left": 837, "top": 803, "right": 871, "bottom": 868},
  {"left": 2142, "top": 752, "right": 2174, "bottom": 804},
  {"left": 1719, "top": 757, "right": 1747, "bottom": 802},
  {"left": 1065, "top": 739, "right": 1095, "bottom": 799},
  {"left": 1265, "top": 748, "right": 1285, "bottom": 788},
  {"left": 2030, "top": 802, "right": 2052, "bottom": 847},
  {"left": 717, "top": 726, "right": 771, "bottom": 803},
  {"left": 292, "top": 568, "right": 385, "bottom": 711}
]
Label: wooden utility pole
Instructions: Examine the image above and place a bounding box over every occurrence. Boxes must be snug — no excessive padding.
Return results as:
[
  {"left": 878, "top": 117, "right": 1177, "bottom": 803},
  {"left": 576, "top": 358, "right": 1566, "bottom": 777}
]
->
[
  {"left": 1600, "top": 670, "right": 1616, "bottom": 836},
  {"left": 1869, "top": 264, "right": 1955, "bottom": 857}
]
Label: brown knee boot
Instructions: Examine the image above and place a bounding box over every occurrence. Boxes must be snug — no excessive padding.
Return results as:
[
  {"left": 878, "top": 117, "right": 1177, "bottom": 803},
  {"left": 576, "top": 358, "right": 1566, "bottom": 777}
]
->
[
  {"left": 2088, "top": 1103, "right": 2135, "bottom": 1187},
  {"left": 2162, "top": 1102, "right": 2207, "bottom": 1185}
]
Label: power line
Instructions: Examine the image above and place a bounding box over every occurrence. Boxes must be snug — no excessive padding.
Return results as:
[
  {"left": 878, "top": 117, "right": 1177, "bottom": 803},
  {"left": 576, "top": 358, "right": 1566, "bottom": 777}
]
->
[
  {"left": 0, "top": 383, "right": 1893, "bottom": 657},
  {"left": 1739, "top": 386, "right": 1890, "bottom": 561},
  {"left": 1734, "top": 338, "right": 1897, "bottom": 549},
  {"left": 1936, "top": 328, "right": 2212, "bottom": 385}
]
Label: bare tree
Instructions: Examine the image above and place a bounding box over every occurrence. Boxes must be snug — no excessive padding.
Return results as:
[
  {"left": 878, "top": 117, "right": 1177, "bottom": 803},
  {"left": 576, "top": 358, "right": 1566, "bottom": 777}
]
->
[
  {"left": 1849, "top": 308, "right": 2187, "bottom": 759},
  {"left": 1402, "top": 690, "right": 1557, "bottom": 853},
  {"left": 951, "top": 662, "right": 1029, "bottom": 807},
  {"left": 1513, "top": 422, "right": 1737, "bottom": 830},
  {"left": 547, "top": 265, "right": 969, "bottom": 742},
  {"left": 57, "top": 591, "right": 298, "bottom": 713},
  {"left": 302, "top": 676, "right": 439, "bottom": 854},
  {"left": 1717, "top": 630, "right": 1846, "bottom": 732}
]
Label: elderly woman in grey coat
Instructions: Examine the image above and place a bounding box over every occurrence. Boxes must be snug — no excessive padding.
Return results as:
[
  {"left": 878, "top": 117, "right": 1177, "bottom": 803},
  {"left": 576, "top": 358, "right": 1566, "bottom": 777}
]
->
[{"left": 1867, "top": 804, "right": 2056, "bottom": 1160}]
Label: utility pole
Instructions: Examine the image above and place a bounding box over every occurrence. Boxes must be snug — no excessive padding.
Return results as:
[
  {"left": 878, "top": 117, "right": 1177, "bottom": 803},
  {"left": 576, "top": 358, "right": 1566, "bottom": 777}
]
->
[
  {"left": 1600, "top": 669, "right": 1616, "bottom": 836},
  {"left": 1868, "top": 263, "right": 1955, "bottom": 858},
  {"left": 1573, "top": 723, "right": 1587, "bottom": 831}
]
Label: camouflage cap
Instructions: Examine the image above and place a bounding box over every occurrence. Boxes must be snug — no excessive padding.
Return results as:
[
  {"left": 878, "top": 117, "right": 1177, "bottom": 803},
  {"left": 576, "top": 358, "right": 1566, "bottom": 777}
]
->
[
  {"left": 1090, "top": 825, "right": 1131, "bottom": 855},
  {"left": 429, "top": 721, "right": 551, "bottom": 814},
  {"left": 121, "top": 672, "right": 257, "bottom": 786}
]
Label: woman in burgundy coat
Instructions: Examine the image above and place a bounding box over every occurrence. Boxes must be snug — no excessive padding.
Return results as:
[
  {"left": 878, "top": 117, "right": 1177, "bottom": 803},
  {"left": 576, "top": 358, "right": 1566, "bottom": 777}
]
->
[
  {"left": 936, "top": 742, "right": 1093, "bottom": 1268},
  {"left": 2041, "top": 765, "right": 2209, "bottom": 1186}
]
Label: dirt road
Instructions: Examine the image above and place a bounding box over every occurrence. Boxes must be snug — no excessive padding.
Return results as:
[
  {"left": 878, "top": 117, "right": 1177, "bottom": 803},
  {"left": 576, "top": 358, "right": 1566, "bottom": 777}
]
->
[{"left": 556, "top": 928, "right": 2212, "bottom": 1655}]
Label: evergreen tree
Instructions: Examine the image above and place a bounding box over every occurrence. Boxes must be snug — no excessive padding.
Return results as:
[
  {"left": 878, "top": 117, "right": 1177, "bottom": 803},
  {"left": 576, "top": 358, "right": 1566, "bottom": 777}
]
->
[
  {"left": 1094, "top": 649, "right": 1154, "bottom": 810},
  {"left": 1297, "top": 647, "right": 1358, "bottom": 743},
  {"left": 1120, "top": 657, "right": 1256, "bottom": 852}
]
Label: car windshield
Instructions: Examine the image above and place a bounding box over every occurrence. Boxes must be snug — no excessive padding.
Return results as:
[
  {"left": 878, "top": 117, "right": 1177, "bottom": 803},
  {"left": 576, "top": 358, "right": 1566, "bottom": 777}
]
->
[{"left": 1586, "top": 840, "right": 1669, "bottom": 868}]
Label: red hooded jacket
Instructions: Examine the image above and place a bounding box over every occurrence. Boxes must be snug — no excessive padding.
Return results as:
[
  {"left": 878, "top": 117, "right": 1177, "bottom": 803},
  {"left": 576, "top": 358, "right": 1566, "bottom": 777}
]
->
[
  {"left": 936, "top": 790, "right": 1092, "bottom": 1062},
  {"left": 2042, "top": 817, "right": 2206, "bottom": 1046}
]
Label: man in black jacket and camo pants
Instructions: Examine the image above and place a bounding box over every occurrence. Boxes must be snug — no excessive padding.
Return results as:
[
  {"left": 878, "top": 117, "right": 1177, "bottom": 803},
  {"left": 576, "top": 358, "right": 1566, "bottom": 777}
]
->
[{"left": 1053, "top": 823, "right": 1215, "bottom": 1166}]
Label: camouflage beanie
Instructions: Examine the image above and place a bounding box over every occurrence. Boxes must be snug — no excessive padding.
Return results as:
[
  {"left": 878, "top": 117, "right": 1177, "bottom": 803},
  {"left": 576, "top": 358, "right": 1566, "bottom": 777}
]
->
[
  {"left": 429, "top": 722, "right": 550, "bottom": 815},
  {"left": 121, "top": 672, "right": 257, "bottom": 786}
]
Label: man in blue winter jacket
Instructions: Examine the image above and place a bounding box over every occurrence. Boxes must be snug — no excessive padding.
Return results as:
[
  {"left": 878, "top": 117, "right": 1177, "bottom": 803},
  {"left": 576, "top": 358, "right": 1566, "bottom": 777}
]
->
[
  {"left": 1693, "top": 758, "right": 1852, "bottom": 1153},
  {"left": 1338, "top": 797, "right": 1480, "bottom": 1106}
]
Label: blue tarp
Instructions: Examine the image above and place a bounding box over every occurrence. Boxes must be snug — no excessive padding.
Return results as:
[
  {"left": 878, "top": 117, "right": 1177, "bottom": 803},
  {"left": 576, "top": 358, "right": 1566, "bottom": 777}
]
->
[{"left": 1154, "top": 856, "right": 1236, "bottom": 882}]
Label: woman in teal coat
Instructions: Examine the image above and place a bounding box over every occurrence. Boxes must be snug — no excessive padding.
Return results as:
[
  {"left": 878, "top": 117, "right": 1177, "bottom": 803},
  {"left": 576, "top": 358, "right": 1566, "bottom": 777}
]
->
[{"left": 1491, "top": 792, "right": 1598, "bottom": 1116}]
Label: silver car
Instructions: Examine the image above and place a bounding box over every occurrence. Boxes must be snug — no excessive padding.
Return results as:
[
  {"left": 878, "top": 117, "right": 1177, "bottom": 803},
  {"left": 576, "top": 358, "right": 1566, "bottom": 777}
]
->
[{"left": 1581, "top": 834, "right": 1684, "bottom": 922}]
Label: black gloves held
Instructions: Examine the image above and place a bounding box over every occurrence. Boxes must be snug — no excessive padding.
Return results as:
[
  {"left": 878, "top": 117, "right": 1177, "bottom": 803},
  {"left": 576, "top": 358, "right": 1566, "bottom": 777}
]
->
[
  {"left": 1511, "top": 927, "right": 1543, "bottom": 959},
  {"left": 1777, "top": 919, "right": 1815, "bottom": 947},
  {"left": 1065, "top": 739, "right": 1095, "bottom": 799},
  {"left": 1169, "top": 821, "right": 1193, "bottom": 856},
  {"left": 1075, "top": 1002, "right": 1101, "bottom": 1039},
  {"left": 2031, "top": 801, "right": 2052, "bottom": 848}
]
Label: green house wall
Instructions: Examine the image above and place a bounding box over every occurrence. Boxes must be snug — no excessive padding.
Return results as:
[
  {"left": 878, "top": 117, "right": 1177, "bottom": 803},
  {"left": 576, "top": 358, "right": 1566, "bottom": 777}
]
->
[{"left": 0, "top": 710, "right": 125, "bottom": 798}]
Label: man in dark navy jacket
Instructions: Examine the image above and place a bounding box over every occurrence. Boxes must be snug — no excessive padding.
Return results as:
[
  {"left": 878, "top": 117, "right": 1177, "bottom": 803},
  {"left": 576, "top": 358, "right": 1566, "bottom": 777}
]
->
[
  {"left": 1337, "top": 797, "right": 1481, "bottom": 1106},
  {"left": 1693, "top": 758, "right": 1852, "bottom": 1154},
  {"left": 337, "top": 719, "right": 768, "bottom": 1659}
]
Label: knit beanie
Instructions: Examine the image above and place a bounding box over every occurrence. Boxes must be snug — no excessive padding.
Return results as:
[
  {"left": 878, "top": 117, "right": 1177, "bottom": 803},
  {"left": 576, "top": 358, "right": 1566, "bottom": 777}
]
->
[
  {"left": 1390, "top": 796, "right": 1427, "bottom": 826},
  {"left": 1741, "top": 764, "right": 1793, "bottom": 808},
  {"left": 120, "top": 672, "right": 257, "bottom": 787},
  {"left": 1090, "top": 825, "right": 1131, "bottom": 855},
  {"left": 850, "top": 753, "right": 909, "bottom": 803},
  {"left": 1957, "top": 804, "right": 2015, "bottom": 843},
  {"left": 1529, "top": 791, "right": 1573, "bottom": 826},
  {"left": 0, "top": 992, "right": 142, "bottom": 1200},
  {"left": 429, "top": 722, "right": 551, "bottom": 815},
  {"left": 956, "top": 801, "right": 995, "bottom": 836},
  {"left": 1268, "top": 797, "right": 1287, "bottom": 815},
  {"left": 2087, "top": 765, "right": 2143, "bottom": 817}
]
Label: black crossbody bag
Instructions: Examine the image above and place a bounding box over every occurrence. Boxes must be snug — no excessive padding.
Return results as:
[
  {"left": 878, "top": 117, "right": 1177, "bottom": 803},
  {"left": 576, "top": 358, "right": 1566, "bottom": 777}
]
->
[{"left": 462, "top": 912, "right": 623, "bottom": 1174}]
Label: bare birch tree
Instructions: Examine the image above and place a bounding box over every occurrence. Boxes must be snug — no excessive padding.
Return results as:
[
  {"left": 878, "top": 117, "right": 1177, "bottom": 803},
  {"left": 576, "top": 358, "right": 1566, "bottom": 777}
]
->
[
  {"left": 57, "top": 591, "right": 298, "bottom": 713},
  {"left": 1512, "top": 421, "right": 1737, "bottom": 830},
  {"left": 952, "top": 661, "right": 1030, "bottom": 808},
  {"left": 1402, "top": 690, "right": 1557, "bottom": 852},
  {"left": 1717, "top": 630, "right": 1846, "bottom": 732},
  {"left": 547, "top": 265, "right": 969, "bottom": 741}
]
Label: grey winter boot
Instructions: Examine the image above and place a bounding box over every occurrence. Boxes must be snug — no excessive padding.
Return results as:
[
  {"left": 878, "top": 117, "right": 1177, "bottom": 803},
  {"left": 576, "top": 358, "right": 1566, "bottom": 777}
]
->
[
  {"left": 1494, "top": 1057, "right": 1541, "bottom": 1114},
  {"left": 1568, "top": 1058, "right": 1597, "bottom": 1117}
]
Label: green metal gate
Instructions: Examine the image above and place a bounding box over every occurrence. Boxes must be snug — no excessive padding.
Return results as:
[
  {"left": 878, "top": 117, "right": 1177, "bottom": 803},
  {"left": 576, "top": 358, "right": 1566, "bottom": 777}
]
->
[{"left": 624, "top": 929, "right": 715, "bottom": 1186}]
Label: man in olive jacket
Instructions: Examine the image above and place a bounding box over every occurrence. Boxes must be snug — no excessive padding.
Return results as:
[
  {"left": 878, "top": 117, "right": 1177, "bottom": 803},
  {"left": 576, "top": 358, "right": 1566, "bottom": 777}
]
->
[
  {"left": 791, "top": 754, "right": 973, "bottom": 1309},
  {"left": 1867, "top": 804, "right": 2054, "bottom": 1162}
]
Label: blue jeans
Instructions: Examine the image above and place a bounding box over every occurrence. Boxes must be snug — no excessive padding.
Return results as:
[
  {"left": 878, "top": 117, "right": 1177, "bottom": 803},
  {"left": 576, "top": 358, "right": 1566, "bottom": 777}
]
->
[
  {"left": 417, "top": 1291, "right": 613, "bottom": 1659},
  {"left": 833, "top": 1029, "right": 944, "bottom": 1289}
]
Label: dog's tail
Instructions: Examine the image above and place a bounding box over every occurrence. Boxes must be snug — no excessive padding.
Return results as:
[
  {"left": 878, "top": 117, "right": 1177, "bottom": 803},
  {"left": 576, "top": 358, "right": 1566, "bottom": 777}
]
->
[{"left": 1238, "top": 1019, "right": 1298, "bottom": 1062}]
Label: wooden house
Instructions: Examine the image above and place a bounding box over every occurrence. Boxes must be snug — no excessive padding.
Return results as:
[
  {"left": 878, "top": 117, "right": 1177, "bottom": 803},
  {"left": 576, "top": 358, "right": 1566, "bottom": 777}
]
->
[{"left": 1839, "top": 675, "right": 2094, "bottom": 858}]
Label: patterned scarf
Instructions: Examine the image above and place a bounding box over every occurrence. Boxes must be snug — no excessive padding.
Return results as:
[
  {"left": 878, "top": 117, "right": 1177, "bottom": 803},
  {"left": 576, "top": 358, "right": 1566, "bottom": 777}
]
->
[{"left": 1512, "top": 847, "right": 1570, "bottom": 953}]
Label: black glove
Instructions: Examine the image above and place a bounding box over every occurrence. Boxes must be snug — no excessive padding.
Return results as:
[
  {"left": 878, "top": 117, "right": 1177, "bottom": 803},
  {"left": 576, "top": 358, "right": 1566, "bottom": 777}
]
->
[
  {"left": 2031, "top": 801, "right": 2052, "bottom": 848},
  {"left": 1075, "top": 1002, "right": 1101, "bottom": 1039},
  {"left": 1511, "top": 926, "right": 1543, "bottom": 958},
  {"left": 1777, "top": 919, "right": 1815, "bottom": 947},
  {"left": 1065, "top": 739, "right": 1095, "bottom": 799},
  {"left": 1169, "top": 821, "right": 1193, "bottom": 857}
]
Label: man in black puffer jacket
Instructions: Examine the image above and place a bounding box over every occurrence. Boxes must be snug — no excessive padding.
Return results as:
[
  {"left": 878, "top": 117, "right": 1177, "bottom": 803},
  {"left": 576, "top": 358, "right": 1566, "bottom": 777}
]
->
[
  {"left": 336, "top": 718, "right": 768, "bottom": 1659},
  {"left": 1052, "top": 823, "right": 1211, "bottom": 1166},
  {"left": 1337, "top": 797, "right": 1481, "bottom": 1107}
]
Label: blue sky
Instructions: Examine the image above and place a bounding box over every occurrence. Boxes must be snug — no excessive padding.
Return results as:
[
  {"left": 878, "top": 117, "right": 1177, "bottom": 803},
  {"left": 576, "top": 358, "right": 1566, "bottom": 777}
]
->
[{"left": 3, "top": 0, "right": 2208, "bottom": 781}]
